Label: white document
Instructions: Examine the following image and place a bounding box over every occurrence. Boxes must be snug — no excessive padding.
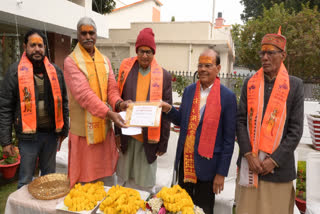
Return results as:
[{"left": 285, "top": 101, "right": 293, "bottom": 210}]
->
[
  {"left": 119, "top": 111, "right": 142, "bottom": 135},
  {"left": 130, "top": 105, "right": 158, "bottom": 126},
  {"left": 239, "top": 151, "right": 270, "bottom": 186}
]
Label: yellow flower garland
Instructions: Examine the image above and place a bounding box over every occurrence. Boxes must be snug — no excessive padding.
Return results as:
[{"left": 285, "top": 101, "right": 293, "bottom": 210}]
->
[
  {"left": 99, "top": 185, "right": 146, "bottom": 214},
  {"left": 156, "top": 185, "right": 194, "bottom": 213},
  {"left": 64, "top": 181, "right": 107, "bottom": 212}
]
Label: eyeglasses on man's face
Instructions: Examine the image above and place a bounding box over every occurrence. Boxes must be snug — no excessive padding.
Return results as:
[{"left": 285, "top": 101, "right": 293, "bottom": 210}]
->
[
  {"left": 259, "top": 50, "right": 282, "bottom": 58},
  {"left": 137, "top": 49, "right": 153, "bottom": 56},
  {"left": 80, "top": 31, "right": 96, "bottom": 36}
]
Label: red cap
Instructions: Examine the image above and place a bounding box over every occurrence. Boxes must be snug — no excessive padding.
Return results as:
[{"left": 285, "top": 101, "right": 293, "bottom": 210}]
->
[
  {"left": 261, "top": 34, "right": 286, "bottom": 51},
  {"left": 135, "top": 28, "right": 156, "bottom": 54}
]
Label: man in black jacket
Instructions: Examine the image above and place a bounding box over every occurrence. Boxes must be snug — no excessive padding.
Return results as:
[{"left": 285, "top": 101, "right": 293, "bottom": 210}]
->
[
  {"left": 235, "top": 32, "right": 304, "bottom": 214},
  {"left": 0, "top": 29, "right": 69, "bottom": 188}
]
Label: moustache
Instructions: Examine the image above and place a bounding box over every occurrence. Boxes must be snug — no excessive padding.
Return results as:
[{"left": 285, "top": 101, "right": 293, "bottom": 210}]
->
[
  {"left": 31, "top": 52, "right": 44, "bottom": 57},
  {"left": 83, "top": 39, "right": 94, "bottom": 43}
]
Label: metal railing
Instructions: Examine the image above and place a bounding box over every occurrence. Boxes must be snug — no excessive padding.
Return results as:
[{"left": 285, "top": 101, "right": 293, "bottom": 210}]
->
[{"left": 112, "top": 68, "right": 318, "bottom": 101}]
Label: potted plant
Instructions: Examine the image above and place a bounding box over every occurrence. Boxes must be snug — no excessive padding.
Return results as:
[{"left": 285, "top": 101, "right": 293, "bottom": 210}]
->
[
  {"left": 295, "top": 161, "right": 306, "bottom": 213},
  {"left": 231, "top": 71, "right": 244, "bottom": 103},
  {"left": 172, "top": 74, "right": 191, "bottom": 99},
  {"left": 0, "top": 146, "right": 20, "bottom": 179},
  {"left": 171, "top": 74, "right": 192, "bottom": 132},
  {"left": 307, "top": 85, "right": 320, "bottom": 150}
]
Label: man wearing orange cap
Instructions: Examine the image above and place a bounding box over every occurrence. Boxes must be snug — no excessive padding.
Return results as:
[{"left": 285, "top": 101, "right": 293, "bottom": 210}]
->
[
  {"left": 236, "top": 33, "right": 304, "bottom": 213},
  {"left": 116, "top": 28, "right": 172, "bottom": 192}
]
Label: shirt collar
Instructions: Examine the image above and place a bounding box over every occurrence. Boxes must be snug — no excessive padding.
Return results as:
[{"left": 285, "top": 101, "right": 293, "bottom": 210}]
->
[
  {"left": 264, "top": 73, "right": 276, "bottom": 82},
  {"left": 138, "top": 65, "right": 151, "bottom": 76},
  {"left": 200, "top": 83, "right": 213, "bottom": 92}
]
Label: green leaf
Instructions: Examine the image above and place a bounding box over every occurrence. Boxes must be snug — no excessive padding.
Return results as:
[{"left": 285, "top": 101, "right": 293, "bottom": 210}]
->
[{"left": 235, "top": 3, "right": 320, "bottom": 82}]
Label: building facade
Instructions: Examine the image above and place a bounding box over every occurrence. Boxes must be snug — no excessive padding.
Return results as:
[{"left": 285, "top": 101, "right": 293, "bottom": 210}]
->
[
  {"left": 97, "top": 18, "right": 235, "bottom": 75},
  {"left": 0, "top": 0, "right": 109, "bottom": 81},
  {"left": 107, "top": 0, "right": 162, "bottom": 29}
]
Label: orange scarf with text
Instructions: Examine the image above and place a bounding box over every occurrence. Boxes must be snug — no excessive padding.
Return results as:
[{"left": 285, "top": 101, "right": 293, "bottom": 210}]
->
[
  {"left": 247, "top": 63, "right": 289, "bottom": 187},
  {"left": 70, "top": 43, "right": 109, "bottom": 145},
  {"left": 18, "top": 52, "right": 63, "bottom": 133},
  {"left": 184, "top": 79, "right": 221, "bottom": 183},
  {"left": 118, "top": 57, "right": 163, "bottom": 142}
]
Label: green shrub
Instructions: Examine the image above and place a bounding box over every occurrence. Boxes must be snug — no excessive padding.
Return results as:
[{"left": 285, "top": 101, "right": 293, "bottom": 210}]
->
[
  {"left": 296, "top": 161, "right": 306, "bottom": 200},
  {"left": 312, "top": 84, "right": 320, "bottom": 104},
  {"left": 171, "top": 74, "right": 192, "bottom": 98}
]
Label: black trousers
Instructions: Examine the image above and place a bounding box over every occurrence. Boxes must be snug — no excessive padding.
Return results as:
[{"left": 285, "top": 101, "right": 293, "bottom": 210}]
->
[{"left": 178, "top": 159, "right": 215, "bottom": 214}]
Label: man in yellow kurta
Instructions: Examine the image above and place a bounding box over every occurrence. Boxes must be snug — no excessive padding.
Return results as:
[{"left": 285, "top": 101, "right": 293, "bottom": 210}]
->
[{"left": 64, "top": 17, "right": 129, "bottom": 187}]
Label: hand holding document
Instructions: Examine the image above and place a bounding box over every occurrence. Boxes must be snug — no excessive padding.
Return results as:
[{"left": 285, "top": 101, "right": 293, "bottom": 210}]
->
[
  {"left": 125, "top": 101, "right": 161, "bottom": 127},
  {"left": 119, "top": 112, "right": 142, "bottom": 136}
]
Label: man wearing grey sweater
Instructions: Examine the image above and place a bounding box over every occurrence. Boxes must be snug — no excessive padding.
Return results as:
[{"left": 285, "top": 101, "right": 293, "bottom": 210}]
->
[{"left": 235, "top": 32, "right": 304, "bottom": 214}]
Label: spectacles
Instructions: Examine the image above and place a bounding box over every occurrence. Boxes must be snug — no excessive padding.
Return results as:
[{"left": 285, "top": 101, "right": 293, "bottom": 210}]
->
[
  {"left": 80, "top": 31, "right": 96, "bottom": 36},
  {"left": 198, "top": 63, "right": 215, "bottom": 69},
  {"left": 259, "top": 50, "right": 282, "bottom": 58},
  {"left": 137, "top": 49, "right": 153, "bottom": 56}
]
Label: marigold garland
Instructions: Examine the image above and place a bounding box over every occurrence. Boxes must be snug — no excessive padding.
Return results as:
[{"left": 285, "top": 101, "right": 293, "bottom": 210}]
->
[
  {"left": 64, "top": 181, "right": 106, "bottom": 212},
  {"left": 156, "top": 185, "right": 194, "bottom": 213},
  {"left": 99, "top": 185, "right": 146, "bottom": 214}
]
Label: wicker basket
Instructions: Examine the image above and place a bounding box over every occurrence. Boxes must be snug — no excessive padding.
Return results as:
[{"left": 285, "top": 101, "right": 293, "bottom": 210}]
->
[{"left": 28, "top": 173, "right": 70, "bottom": 200}]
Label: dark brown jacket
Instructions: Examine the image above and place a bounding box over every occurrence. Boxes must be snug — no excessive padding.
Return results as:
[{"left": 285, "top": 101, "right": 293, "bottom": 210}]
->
[
  {"left": 0, "top": 61, "right": 69, "bottom": 147},
  {"left": 237, "top": 74, "right": 304, "bottom": 182},
  {"left": 115, "top": 60, "right": 172, "bottom": 164}
]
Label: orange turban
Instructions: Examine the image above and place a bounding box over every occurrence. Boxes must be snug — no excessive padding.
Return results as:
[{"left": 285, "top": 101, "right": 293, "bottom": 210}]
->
[{"left": 261, "top": 34, "right": 286, "bottom": 51}]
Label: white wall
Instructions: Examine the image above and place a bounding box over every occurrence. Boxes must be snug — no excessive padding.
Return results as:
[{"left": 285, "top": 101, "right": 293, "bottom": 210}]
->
[
  {"left": 114, "top": 0, "right": 128, "bottom": 8},
  {"left": 219, "top": 52, "right": 229, "bottom": 74},
  {"left": 213, "top": 26, "right": 234, "bottom": 57},
  {"left": 104, "top": 22, "right": 212, "bottom": 43},
  {"left": 130, "top": 22, "right": 212, "bottom": 41},
  {"left": 106, "top": 41, "right": 230, "bottom": 74},
  {"left": 98, "top": 45, "right": 130, "bottom": 70},
  {"left": 97, "top": 22, "right": 235, "bottom": 74},
  {"left": 0, "top": 0, "right": 109, "bottom": 38},
  {"left": 213, "top": 26, "right": 232, "bottom": 42},
  {"left": 106, "top": 1, "right": 160, "bottom": 29}
]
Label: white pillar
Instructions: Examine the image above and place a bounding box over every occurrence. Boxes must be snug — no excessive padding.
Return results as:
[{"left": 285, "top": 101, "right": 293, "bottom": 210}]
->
[
  {"left": 212, "top": 0, "right": 216, "bottom": 25},
  {"left": 211, "top": 0, "right": 216, "bottom": 39},
  {"left": 188, "top": 44, "right": 192, "bottom": 73}
]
